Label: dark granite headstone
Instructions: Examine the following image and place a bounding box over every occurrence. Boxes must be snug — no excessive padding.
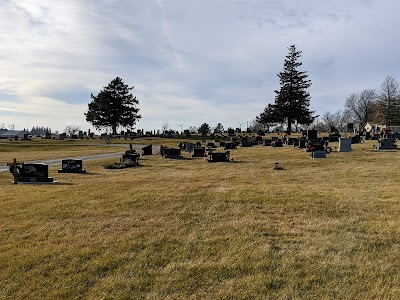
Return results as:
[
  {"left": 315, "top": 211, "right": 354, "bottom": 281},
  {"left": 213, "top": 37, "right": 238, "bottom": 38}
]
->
[
  {"left": 264, "top": 139, "right": 273, "bottom": 146},
  {"left": 141, "top": 144, "right": 152, "bottom": 155},
  {"left": 15, "top": 163, "right": 54, "bottom": 182},
  {"left": 307, "top": 130, "right": 318, "bottom": 141},
  {"left": 208, "top": 151, "right": 230, "bottom": 162},
  {"left": 164, "top": 148, "right": 183, "bottom": 159},
  {"left": 192, "top": 147, "right": 206, "bottom": 158},
  {"left": 185, "top": 143, "right": 195, "bottom": 153},
  {"left": 241, "top": 141, "right": 252, "bottom": 147},
  {"left": 371, "top": 134, "right": 381, "bottom": 140},
  {"left": 272, "top": 139, "right": 283, "bottom": 147},
  {"left": 376, "top": 136, "right": 397, "bottom": 150},
  {"left": 351, "top": 135, "right": 361, "bottom": 144},
  {"left": 224, "top": 142, "right": 237, "bottom": 150},
  {"left": 58, "top": 159, "right": 86, "bottom": 173}
]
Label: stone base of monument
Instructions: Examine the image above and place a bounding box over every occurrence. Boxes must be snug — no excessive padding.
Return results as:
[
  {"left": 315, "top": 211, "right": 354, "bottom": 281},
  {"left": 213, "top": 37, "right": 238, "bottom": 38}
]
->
[{"left": 15, "top": 176, "right": 58, "bottom": 184}]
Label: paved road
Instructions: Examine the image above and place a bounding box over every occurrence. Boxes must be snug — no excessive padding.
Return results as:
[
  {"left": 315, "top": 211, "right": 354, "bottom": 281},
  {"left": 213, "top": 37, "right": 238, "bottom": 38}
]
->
[{"left": 0, "top": 144, "right": 159, "bottom": 173}]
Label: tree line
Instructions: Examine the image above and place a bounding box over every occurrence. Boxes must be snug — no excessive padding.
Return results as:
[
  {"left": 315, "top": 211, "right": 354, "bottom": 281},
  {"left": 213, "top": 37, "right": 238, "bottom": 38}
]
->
[{"left": 83, "top": 45, "right": 400, "bottom": 135}]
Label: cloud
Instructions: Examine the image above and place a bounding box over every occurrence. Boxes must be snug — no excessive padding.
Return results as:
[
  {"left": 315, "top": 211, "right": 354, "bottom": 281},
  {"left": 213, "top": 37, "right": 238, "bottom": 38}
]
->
[{"left": 1, "top": 0, "right": 400, "bottom": 131}]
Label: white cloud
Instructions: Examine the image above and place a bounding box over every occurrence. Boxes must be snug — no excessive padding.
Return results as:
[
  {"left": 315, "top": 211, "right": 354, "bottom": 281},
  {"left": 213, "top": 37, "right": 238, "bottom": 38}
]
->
[{"left": 1, "top": 0, "right": 400, "bottom": 131}]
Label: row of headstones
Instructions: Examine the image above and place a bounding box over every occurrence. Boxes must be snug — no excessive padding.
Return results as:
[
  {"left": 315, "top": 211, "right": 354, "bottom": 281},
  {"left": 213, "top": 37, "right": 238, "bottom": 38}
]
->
[
  {"left": 160, "top": 144, "right": 231, "bottom": 162},
  {"left": 6, "top": 143, "right": 155, "bottom": 183},
  {"left": 8, "top": 159, "right": 87, "bottom": 184}
]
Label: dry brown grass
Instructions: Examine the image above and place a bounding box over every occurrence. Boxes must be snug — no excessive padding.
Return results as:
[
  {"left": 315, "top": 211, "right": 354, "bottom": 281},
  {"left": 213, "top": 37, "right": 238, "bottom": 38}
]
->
[{"left": 1, "top": 139, "right": 400, "bottom": 299}]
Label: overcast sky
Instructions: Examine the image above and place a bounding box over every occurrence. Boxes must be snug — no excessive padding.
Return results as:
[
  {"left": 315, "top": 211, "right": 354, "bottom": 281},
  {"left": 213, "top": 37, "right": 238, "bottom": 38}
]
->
[{"left": 1, "top": 0, "right": 399, "bottom": 133}]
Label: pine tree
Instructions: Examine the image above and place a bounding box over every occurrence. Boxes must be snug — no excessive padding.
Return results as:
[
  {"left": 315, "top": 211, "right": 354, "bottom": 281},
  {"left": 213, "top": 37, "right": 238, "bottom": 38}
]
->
[
  {"left": 261, "top": 45, "right": 315, "bottom": 134},
  {"left": 85, "top": 77, "right": 141, "bottom": 135}
]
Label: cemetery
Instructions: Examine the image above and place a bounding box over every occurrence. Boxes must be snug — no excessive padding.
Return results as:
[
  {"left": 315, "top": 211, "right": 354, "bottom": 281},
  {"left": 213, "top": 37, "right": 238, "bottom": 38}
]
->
[{"left": 1, "top": 133, "right": 400, "bottom": 299}]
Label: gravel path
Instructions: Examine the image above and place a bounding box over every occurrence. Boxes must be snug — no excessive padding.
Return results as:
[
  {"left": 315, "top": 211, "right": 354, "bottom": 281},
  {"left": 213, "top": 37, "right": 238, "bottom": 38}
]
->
[{"left": 0, "top": 144, "right": 159, "bottom": 173}]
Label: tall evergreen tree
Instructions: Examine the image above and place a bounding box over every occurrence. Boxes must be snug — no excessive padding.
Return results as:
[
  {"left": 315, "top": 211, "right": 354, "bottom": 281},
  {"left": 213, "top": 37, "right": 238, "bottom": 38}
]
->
[
  {"left": 85, "top": 77, "right": 141, "bottom": 135},
  {"left": 260, "top": 45, "right": 315, "bottom": 134}
]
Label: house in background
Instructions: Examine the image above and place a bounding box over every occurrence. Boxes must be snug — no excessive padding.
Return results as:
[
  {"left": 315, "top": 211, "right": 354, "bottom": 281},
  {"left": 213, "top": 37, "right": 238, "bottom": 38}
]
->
[
  {"left": 364, "top": 122, "right": 378, "bottom": 133},
  {"left": 0, "top": 129, "right": 29, "bottom": 139}
]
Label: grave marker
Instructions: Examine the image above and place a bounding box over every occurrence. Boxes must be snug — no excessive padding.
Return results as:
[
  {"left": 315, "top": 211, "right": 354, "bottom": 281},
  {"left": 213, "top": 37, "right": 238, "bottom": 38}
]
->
[
  {"left": 338, "top": 138, "right": 352, "bottom": 152},
  {"left": 8, "top": 161, "right": 55, "bottom": 183},
  {"left": 141, "top": 144, "right": 153, "bottom": 155},
  {"left": 164, "top": 148, "right": 183, "bottom": 159},
  {"left": 208, "top": 151, "right": 230, "bottom": 162},
  {"left": 311, "top": 150, "right": 327, "bottom": 159},
  {"left": 58, "top": 159, "right": 86, "bottom": 173},
  {"left": 192, "top": 146, "right": 206, "bottom": 158}
]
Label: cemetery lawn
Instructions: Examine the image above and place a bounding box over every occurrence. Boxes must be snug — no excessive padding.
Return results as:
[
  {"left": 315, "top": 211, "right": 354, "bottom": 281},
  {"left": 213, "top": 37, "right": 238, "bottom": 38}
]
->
[{"left": 1, "top": 139, "right": 400, "bottom": 299}]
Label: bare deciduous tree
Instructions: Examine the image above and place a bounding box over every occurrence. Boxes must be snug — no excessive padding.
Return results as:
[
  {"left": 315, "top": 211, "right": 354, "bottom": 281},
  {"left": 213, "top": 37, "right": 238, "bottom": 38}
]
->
[
  {"left": 64, "top": 124, "right": 81, "bottom": 136},
  {"left": 375, "top": 76, "right": 400, "bottom": 126},
  {"left": 344, "top": 89, "right": 377, "bottom": 128},
  {"left": 161, "top": 121, "right": 170, "bottom": 133}
]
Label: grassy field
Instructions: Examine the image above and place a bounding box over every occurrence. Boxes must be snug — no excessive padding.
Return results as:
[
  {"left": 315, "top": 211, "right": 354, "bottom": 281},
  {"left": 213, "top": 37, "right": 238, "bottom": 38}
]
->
[{"left": 1, "top": 138, "right": 400, "bottom": 299}]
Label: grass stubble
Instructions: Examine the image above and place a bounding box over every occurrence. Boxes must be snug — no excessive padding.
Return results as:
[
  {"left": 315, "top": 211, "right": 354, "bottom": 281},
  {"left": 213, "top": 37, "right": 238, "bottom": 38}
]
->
[{"left": 0, "top": 139, "right": 400, "bottom": 299}]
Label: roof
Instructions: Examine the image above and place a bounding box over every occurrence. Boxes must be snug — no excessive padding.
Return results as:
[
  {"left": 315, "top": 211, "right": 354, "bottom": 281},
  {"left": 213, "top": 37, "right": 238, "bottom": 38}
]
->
[{"left": 0, "top": 130, "right": 28, "bottom": 137}]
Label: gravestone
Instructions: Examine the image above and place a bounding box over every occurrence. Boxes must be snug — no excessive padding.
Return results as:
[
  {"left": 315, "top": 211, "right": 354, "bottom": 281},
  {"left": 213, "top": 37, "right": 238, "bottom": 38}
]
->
[
  {"left": 219, "top": 141, "right": 226, "bottom": 147},
  {"left": 164, "top": 148, "right": 183, "bottom": 159},
  {"left": 264, "top": 139, "right": 273, "bottom": 146},
  {"left": 307, "top": 140, "right": 325, "bottom": 152},
  {"left": 376, "top": 136, "right": 397, "bottom": 150},
  {"left": 347, "top": 123, "right": 354, "bottom": 132},
  {"left": 298, "top": 138, "right": 307, "bottom": 149},
  {"left": 228, "top": 128, "right": 235, "bottom": 136},
  {"left": 271, "top": 136, "right": 279, "bottom": 142},
  {"left": 311, "top": 150, "right": 327, "bottom": 159},
  {"left": 22, "top": 133, "right": 29, "bottom": 140},
  {"left": 184, "top": 129, "right": 190, "bottom": 137},
  {"left": 272, "top": 139, "right": 283, "bottom": 147},
  {"left": 71, "top": 134, "right": 78, "bottom": 139},
  {"left": 58, "top": 159, "right": 86, "bottom": 173},
  {"left": 45, "top": 132, "right": 52, "bottom": 139},
  {"left": 371, "top": 134, "right": 381, "bottom": 140},
  {"left": 122, "top": 153, "right": 140, "bottom": 164},
  {"left": 58, "top": 134, "right": 65, "bottom": 141},
  {"left": 257, "top": 130, "right": 265, "bottom": 136},
  {"left": 89, "top": 132, "right": 95, "bottom": 139},
  {"left": 208, "top": 151, "right": 230, "bottom": 162},
  {"left": 307, "top": 130, "right": 318, "bottom": 141},
  {"left": 123, "top": 144, "right": 140, "bottom": 164},
  {"left": 10, "top": 163, "right": 54, "bottom": 182},
  {"left": 224, "top": 142, "right": 237, "bottom": 150},
  {"left": 141, "top": 144, "right": 153, "bottom": 155},
  {"left": 255, "top": 136, "right": 263, "bottom": 144},
  {"left": 288, "top": 138, "right": 297, "bottom": 145},
  {"left": 185, "top": 142, "right": 195, "bottom": 153},
  {"left": 329, "top": 131, "right": 341, "bottom": 142},
  {"left": 241, "top": 141, "right": 252, "bottom": 147},
  {"left": 192, "top": 146, "right": 206, "bottom": 158},
  {"left": 338, "top": 138, "right": 352, "bottom": 152}
]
